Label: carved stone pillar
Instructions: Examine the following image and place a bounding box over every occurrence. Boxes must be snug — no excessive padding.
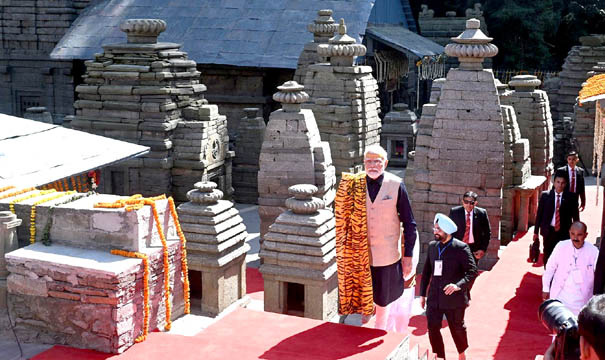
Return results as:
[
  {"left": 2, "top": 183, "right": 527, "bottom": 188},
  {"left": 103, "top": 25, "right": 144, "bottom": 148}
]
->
[{"left": 0, "top": 211, "right": 21, "bottom": 309}]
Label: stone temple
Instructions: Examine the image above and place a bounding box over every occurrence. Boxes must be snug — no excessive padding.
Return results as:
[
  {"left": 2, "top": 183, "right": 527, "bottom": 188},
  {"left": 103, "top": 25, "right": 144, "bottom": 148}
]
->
[
  {"left": 258, "top": 81, "right": 336, "bottom": 239},
  {"left": 303, "top": 19, "right": 381, "bottom": 177},
  {"left": 410, "top": 19, "right": 503, "bottom": 269},
  {"left": 71, "top": 19, "right": 232, "bottom": 201}
]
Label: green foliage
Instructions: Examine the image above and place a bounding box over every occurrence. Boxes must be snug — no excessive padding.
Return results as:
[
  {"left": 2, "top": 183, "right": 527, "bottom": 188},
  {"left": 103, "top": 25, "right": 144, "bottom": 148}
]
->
[{"left": 410, "top": 0, "right": 605, "bottom": 70}]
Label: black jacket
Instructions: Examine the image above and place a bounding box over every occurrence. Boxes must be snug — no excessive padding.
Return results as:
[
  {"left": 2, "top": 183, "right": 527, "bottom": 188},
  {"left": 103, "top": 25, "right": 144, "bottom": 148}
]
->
[
  {"left": 420, "top": 238, "right": 477, "bottom": 309},
  {"left": 534, "top": 190, "right": 579, "bottom": 237},
  {"left": 449, "top": 206, "right": 491, "bottom": 253},
  {"left": 555, "top": 165, "right": 586, "bottom": 207}
]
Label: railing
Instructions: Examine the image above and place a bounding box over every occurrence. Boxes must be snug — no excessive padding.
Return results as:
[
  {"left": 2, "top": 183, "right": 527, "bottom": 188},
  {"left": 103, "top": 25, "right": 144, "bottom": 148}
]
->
[{"left": 493, "top": 69, "right": 560, "bottom": 87}]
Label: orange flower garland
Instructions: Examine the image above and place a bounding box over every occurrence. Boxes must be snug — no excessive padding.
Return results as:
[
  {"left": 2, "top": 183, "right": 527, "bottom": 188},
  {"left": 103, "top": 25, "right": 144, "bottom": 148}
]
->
[
  {"left": 168, "top": 196, "right": 190, "bottom": 314},
  {"left": 0, "top": 185, "right": 16, "bottom": 193},
  {"left": 579, "top": 73, "right": 605, "bottom": 105},
  {"left": 111, "top": 249, "right": 150, "bottom": 343},
  {"left": 0, "top": 187, "right": 36, "bottom": 201},
  {"left": 147, "top": 198, "right": 172, "bottom": 330},
  {"left": 30, "top": 191, "right": 76, "bottom": 244},
  {"left": 70, "top": 176, "right": 77, "bottom": 191},
  {"left": 10, "top": 189, "right": 56, "bottom": 213},
  {"left": 76, "top": 175, "right": 83, "bottom": 193},
  {"left": 94, "top": 194, "right": 178, "bottom": 330}
]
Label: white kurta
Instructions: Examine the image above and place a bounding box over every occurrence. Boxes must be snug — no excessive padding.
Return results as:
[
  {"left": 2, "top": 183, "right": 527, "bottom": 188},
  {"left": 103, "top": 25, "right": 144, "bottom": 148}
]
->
[{"left": 542, "top": 239, "right": 599, "bottom": 315}]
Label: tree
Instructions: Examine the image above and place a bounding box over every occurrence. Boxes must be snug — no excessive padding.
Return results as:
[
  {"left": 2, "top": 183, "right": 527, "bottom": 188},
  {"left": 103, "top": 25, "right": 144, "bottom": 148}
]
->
[{"left": 409, "top": 0, "right": 605, "bottom": 70}]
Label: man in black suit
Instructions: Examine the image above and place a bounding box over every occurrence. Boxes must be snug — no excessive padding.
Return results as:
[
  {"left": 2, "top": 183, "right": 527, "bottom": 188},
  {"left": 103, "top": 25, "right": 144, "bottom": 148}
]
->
[
  {"left": 421, "top": 213, "right": 477, "bottom": 360},
  {"left": 534, "top": 173, "right": 580, "bottom": 266},
  {"left": 449, "top": 191, "right": 491, "bottom": 266},
  {"left": 556, "top": 151, "right": 586, "bottom": 212}
]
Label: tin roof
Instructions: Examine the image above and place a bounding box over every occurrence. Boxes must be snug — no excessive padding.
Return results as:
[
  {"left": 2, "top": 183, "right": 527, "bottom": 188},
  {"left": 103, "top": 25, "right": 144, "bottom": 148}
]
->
[
  {"left": 51, "top": 0, "right": 376, "bottom": 69},
  {"left": 0, "top": 116, "right": 149, "bottom": 188}
]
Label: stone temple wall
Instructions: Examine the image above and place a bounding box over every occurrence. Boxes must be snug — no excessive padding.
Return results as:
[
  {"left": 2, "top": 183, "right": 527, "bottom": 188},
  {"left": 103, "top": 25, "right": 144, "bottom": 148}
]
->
[
  {"left": 303, "top": 19, "right": 381, "bottom": 177},
  {"left": 417, "top": 3, "right": 490, "bottom": 69},
  {"left": 411, "top": 19, "right": 503, "bottom": 270},
  {"left": 500, "top": 104, "right": 531, "bottom": 241},
  {"left": 0, "top": 192, "right": 186, "bottom": 353},
  {"left": 553, "top": 35, "right": 605, "bottom": 165},
  {"left": 500, "top": 75, "right": 554, "bottom": 190},
  {"left": 71, "top": 19, "right": 231, "bottom": 201},
  {"left": 293, "top": 9, "right": 337, "bottom": 84},
  {"left": 573, "top": 62, "right": 605, "bottom": 171},
  {"left": 0, "top": 0, "right": 93, "bottom": 122},
  {"left": 258, "top": 81, "right": 336, "bottom": 240}
]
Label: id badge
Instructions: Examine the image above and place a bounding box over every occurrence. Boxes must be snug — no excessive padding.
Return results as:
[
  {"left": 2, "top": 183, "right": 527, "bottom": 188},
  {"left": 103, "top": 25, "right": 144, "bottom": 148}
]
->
[
  {"left": 572, "top": 268, "right": 583, "bottom": 284},
  {"left": 434, "top": 260, "right": 443, "bottom": 277}
]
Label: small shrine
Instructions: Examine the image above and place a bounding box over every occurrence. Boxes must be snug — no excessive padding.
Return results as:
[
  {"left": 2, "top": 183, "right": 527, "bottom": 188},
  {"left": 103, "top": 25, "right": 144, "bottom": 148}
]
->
[
  {"left": 380, "top": 103, "right": 417, "bottom": 167},
  {"left": 177, "top": 181, "right": 249, "bottom": 316},
  {"left": 257, "top": 81, "right": 336, "bottom": 239},
  {"left": 259, "top": 184, "right": 337, "bottom": 320}
]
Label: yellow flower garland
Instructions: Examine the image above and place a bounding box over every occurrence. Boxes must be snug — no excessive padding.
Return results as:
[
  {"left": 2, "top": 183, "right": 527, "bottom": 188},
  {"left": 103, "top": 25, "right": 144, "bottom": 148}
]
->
[
  {"left": 94, "top": 194, "right": 191, "bottom": 330},
  {"left": 110, "top": 249, "right": 150, "bottom": 343},
  {"left": 10, "top": 189, "right": 56, "bottom": 213},
  {"left": 168, "top": 196, "right": 190, "bottom": 314},
  {"left": 30, "top": 191, "right": 76, "bottom": 244},
  {"left": 0, "top": 187, "right": 36, "bottom": 201}
]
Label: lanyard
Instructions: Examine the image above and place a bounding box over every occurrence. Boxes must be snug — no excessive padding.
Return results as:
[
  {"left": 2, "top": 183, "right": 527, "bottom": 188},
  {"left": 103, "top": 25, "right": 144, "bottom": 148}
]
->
[
  {"left": 437, "top": 242, "right": 451, "bottom": 260},
  {"left": 573, "top": 247, "right": 579, "bottom": 267}
]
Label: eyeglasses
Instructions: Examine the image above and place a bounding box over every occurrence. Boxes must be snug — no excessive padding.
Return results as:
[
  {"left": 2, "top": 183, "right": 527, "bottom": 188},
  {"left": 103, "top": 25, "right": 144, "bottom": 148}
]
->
[{"left": 463, "top": 200, "right": 476, "bottom": 205}]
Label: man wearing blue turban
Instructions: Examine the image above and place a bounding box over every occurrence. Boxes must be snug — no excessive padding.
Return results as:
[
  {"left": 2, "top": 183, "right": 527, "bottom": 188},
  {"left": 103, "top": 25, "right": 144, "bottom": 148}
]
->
[{"left": 420, "top": 213, "right": 478, "bottom": 360}]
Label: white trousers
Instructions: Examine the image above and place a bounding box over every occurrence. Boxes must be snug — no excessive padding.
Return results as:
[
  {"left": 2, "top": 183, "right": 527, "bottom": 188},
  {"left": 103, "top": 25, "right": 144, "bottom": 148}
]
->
[
  {"left": 374, "top": 287, "right": 415, "bottom": 334},
  {"left": 374, "top": 232, "right": 419, "bottom": 335}
]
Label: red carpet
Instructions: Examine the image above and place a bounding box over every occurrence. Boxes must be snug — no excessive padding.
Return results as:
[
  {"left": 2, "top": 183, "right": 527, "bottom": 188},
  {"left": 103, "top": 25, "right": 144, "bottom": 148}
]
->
[
  {"left": 407, "top": 185, "right": 601, "bottom": 359},
  {"left": 246, "top": 266, "right": 264, "bottom": 301},
  {"left": 32, "top": 186, "right": 602, "bottom": 360},
  {"left": 33, "top": 308, "right": 407, "bottom": 360}
]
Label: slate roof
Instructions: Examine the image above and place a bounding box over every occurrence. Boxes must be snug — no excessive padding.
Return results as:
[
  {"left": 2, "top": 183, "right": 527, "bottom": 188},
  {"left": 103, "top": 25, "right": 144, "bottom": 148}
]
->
[
  {"left": 365, "top": 24, "right": 444, "bottom": 58},
  {"left": 51, "top": 0, "right": 376, "bottom": 69},
  {"left": 0, "top": 116, "right": 149, "bottom": 188}
]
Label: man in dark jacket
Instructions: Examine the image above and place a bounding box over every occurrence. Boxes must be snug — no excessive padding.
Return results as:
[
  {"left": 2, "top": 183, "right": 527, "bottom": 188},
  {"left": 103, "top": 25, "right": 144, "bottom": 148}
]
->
[
  {"left": 421, "top": 213, "right": 477, "bottom": 360},
  {"left": 534, "top": 173, "right": 580, "bottom": 266},
  {"left": 449, "top": 191, "right": 491, "bottom": 266},
  {"left": 555, "top": 151, "right": 586, "bottom": 212}
]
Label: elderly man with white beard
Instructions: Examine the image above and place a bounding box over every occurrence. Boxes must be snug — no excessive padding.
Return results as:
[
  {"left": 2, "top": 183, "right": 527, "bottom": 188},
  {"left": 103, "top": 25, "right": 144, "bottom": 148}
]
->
[{"left": 362, "top": 144, "right": 418, "bottom": 334}]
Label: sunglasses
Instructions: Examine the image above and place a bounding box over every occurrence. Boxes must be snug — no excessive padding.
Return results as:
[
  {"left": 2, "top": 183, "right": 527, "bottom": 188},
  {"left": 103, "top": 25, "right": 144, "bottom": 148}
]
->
[{"left": 463, "top": 200, "right": 476, "bottom": 205}]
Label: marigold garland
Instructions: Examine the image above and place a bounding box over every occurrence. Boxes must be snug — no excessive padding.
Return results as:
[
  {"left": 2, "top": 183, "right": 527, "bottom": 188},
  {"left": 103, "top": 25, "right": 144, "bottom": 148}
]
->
[
  {"left": 0, "top": 187, "right": 36, "bottom": 201},
  {"left": 30, "top": 191, "right": 76, "bottom": 244},
  {"left": 70, "top": 176, "right": 77, "bottom": 191},
  {"left": 111, "top": 249, "right": 150, "bottom": 343},
  {"left": 0, "top": 185, "right": 16, "bottom": 193},
  {"left": 76, "top": 175, "right": 83, "bottom": 193},
  {"left": 10, "top": 189, "right": 56, "bottom": 213},
  {"left": 579, "top": 73, "right": 605, "bottom": 105},
  {"left": 94, "top": 194, "right": 179, "bottom": 330},
  {"left": 168, "top": 196, "right": 190, "bottom": 314}
]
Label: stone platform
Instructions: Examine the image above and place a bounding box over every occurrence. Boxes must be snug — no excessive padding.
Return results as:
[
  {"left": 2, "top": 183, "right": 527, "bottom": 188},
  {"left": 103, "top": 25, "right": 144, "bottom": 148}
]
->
[{"left": 6, "top": 242, "right": 185, "bottom": 354}]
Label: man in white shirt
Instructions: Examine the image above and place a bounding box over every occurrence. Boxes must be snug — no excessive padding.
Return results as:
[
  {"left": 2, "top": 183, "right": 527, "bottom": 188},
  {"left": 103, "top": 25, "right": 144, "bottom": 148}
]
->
[{"left": 542, "top": 221, "right": 600, "bottom": 315}]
